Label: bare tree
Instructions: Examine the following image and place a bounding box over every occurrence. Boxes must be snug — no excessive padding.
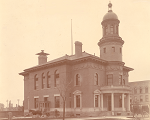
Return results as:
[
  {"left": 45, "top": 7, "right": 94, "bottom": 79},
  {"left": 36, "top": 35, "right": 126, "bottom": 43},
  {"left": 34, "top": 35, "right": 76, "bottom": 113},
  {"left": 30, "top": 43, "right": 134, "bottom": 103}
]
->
[{"left": 57, "top": 78, "right": 73, "bottom": 120}]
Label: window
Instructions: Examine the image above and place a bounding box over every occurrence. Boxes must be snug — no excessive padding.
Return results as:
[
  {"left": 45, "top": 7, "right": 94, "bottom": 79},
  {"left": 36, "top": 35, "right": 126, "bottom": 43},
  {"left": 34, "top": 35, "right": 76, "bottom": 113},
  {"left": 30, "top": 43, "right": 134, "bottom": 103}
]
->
[
  {"left": 122, "top": 79, "right": 125, "bottom": 85},
  {"left": 70, "top": 101, "right": 71, "bottom": 108},
  {"left": 140, "top": 95, "right": 143, "bottom": 102},
  {"left": 34, "top": 98, "right": 38, "bottom": 108},
  {"left": 120, "top": 48, "right": 122, "bottom": 53},
  {"left": 54, "top": 70, "right": 59, "bottom": 87},
  {"left": 119, "top": 75, "right": 122, "bottom": 85},
  {"left": 116, "top": 26, "right": 118, "bottom": 34},
  {"left": 119, "top": 95, "right": 122, "bottom": 107},
  {"left": 95, "top": 95, "right": 99, "bottom": 107},
  {"left": 112, "top": 47, "right": 115, "bottom": 52},
  {"left": 134, "top": 96, "right": 137, "bottom": 102},
  {"left": 34, "top": 74, "right": 38, "bottom": 90},
  {"left": 76, "top": 74, "right": 80, "bottom": 86},
  {"left": 140, "top": 87, "right": 142, "bottom": 94},
  {"left": 44, "top": 97, "right": 48, "bottom": 108},
  {"left": 145, "top": 95, "right": 149, "bottom": 102},
  {"left": 76, "top": 95, "right": 80, "bottom": 108},
  {"left": 145, "top": 87, "right": 148, "bottom": 93},
  {"left": 103, "top": 48, "right": 106, "bottom": 53},
  {"left": 94, "top": 73, "right": 98, "bottom": 85},
  {"left": 134, "top": 88, "right": 137, "bottom": 94},
  {"left": 42, "top": 73, "right": 45, "bottom": 89},
  {"left": 107, "top": 74, "right": 113, "bottom": 85},
  {"left": 110, "top": 25, "right": 114, "bottom": 34},
  {"left": 106, "top": 26, "right": 108, "bottom": 35},
  {"left": 47, "top": 72, "right": 51, "bottom": 88},
  {"left": 55, "top": 96, "right": 60, "bottom": 108}
]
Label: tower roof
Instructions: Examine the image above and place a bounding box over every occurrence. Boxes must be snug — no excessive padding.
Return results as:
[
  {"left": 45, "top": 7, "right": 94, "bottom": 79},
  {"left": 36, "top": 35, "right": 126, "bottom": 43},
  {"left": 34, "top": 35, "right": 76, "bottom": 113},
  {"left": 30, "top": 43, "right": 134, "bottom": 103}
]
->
[{"left": 103, "top": 2, "right": 118, "bottom": 21}]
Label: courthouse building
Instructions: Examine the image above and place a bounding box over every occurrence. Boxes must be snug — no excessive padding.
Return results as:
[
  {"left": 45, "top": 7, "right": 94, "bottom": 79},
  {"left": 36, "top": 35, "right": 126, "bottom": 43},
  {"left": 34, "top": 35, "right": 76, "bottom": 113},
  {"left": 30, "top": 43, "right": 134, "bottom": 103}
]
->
[{"left": 20, "top": 3, "right": 134, "bottom": 116}]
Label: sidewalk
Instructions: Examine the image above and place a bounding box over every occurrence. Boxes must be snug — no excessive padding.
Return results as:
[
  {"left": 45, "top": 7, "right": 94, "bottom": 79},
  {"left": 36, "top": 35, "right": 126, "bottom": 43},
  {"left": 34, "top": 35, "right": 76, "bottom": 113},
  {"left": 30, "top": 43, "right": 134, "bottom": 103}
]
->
[{"left": 0, "top": 116, "right": 149, "bottom": 120}]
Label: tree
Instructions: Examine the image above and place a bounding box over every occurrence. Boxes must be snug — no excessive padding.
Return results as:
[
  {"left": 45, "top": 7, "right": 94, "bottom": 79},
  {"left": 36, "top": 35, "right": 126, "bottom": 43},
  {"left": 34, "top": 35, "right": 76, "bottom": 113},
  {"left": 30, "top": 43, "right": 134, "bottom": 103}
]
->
[{"left": 57, "top": 78, "right": 73, "bottom": 120}]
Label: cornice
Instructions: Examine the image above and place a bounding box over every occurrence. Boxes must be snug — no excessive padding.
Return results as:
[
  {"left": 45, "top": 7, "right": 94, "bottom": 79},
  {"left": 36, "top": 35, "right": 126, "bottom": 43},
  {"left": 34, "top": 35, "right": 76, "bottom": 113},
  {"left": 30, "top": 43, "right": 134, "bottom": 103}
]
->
[
  {"left": 19, "top": 55, "right": 107, "bottom": 76},
  {"left": 98, "top": 36, "right": 124, "bottom": 47}
]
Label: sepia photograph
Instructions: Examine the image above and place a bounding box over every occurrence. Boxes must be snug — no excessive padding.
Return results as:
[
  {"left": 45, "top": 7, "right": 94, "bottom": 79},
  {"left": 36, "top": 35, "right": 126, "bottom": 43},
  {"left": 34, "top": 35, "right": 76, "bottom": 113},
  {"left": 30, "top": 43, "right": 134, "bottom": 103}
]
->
[{"left": 0, "top": 0, "right": 150, "bottom": 119}]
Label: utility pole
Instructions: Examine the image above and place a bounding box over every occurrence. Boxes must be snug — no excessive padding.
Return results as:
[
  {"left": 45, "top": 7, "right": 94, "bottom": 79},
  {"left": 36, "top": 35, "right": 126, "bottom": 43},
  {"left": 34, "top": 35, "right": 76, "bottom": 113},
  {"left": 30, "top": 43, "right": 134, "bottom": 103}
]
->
[
  {"left": 6, "top": 100, "right": 8, "bottom": 108},
  {"left": 17, "top": 99, "right": 19, "bottom": 106}
]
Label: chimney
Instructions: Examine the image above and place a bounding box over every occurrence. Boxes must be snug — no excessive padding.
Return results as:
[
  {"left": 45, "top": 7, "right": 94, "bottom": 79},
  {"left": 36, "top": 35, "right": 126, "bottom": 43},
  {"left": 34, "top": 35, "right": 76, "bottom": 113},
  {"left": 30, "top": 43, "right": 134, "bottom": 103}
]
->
[
  {"left": 36, "top": 50, "right": 49, "bottom": 65},
  {"left": 75, "top": 41, "right": 82, "bottom": 57}
]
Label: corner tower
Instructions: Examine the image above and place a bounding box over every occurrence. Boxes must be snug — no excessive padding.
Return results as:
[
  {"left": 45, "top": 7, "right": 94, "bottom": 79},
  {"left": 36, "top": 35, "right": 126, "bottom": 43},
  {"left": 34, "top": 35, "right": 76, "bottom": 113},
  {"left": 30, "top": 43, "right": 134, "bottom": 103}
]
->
[{"left": 98, "top": 2, "right": 124, "bottom": 61}]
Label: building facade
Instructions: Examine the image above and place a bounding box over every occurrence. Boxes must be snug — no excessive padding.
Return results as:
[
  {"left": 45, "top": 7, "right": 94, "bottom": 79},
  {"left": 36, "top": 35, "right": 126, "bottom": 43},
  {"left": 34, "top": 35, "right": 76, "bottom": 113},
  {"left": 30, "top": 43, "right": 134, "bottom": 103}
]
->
[
  {"left": 20, "top": 3, "right": 134, "bottom": 116},
  {"left": 129, "top": 80, "right": 150, "bottom": 106}
]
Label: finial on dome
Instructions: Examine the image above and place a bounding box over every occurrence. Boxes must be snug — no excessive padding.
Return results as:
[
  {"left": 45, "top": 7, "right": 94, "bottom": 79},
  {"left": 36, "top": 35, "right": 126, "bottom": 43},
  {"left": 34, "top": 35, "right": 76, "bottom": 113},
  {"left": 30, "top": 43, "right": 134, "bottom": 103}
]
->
[{"left": 108, "top": 1, "right": 112, "bottom": 12}]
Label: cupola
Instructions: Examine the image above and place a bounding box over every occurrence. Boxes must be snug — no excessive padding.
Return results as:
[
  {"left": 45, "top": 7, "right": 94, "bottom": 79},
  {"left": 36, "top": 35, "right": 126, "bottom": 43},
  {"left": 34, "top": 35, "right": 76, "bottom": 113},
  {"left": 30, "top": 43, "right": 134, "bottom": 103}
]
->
[{"left": 101, "top": 2, "right": 120, "bottom": 37}]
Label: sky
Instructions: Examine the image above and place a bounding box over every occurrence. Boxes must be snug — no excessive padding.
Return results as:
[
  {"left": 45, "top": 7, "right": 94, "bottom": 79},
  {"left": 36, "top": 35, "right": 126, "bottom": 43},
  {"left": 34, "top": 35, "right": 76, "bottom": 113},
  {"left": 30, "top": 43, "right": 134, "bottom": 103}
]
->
[{"left": 0, "top": 0, "right": 150, "bottom": 107}]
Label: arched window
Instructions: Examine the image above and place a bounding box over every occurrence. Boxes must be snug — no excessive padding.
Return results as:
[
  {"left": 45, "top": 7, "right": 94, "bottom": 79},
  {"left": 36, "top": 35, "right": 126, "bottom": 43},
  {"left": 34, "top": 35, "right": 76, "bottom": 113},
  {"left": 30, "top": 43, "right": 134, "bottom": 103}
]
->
[
  {"left": 134, "top": 88, "right": 137, "bottom": 94},
  {"left": 94, "top": 73, "right": 98, "bottom": 85},
  {"left": 34, "top": 74, "right": 38, "bottom": 90},
  {"left": 76, "top": 74, "right": 80, "bottom": 86},
  {"left": 119, "top": 75, "right": 122, "bottom": 85},
  {"left": 106, "top": 26, "right": 108, "bottom": 35},
  {"left": 140, "top": 87, "right": 142, "bottom": 94},
  {"left": 54, "top": 70, "right": 59, "bottom": 87},
  {"left": 47, "top": 72, "right": 51, "bottom": 88},
  {"left": 122, "top": 79, "right": 125, "bottom": 85},
  {"left": 42, "top": 73, "right": 45, "bottom": 89},
  {"left": 116, "top": 25, "right": 118, "bottom": 34},
  {"left": 145, "top": 87, "right": 148, "bottom": 93},
  {"left": 110, "top": 25, "right": 114, "bottom": 34},
  {"left": 103, "top": 26, "right": 106, "bottom": 35}
]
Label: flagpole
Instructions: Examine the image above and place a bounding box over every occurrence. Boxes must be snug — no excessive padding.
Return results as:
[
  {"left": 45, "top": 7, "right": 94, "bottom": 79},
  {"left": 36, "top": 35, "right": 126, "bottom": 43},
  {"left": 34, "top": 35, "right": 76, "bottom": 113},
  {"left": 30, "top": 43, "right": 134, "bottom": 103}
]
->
[{"left": 71, "top": 19, "right": 73, "bottom": 55}]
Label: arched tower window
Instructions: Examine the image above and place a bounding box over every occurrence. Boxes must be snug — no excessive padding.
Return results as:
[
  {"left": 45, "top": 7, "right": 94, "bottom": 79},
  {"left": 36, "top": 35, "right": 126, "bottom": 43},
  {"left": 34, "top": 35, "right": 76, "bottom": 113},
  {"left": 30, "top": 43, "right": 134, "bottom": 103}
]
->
[
  {"left": 116, "top": 25, "right": 118, "bottom": 34},
  {"left": 94, "top": 73, "right": 98, "bottom": 85},
  {"left": 110, "top": 25, "right": 114, "bottom": 34},
  {"left": 47, "top": 72, "right": 51, "bottom": 88},
  {"left": 34, "top": 74, "right": 38, "bottom": 90},
  {"left": 134, "top": 88, "right": 137, "bottom": 94},
  {"left": 145, "top": 86, "right": 148, "bottom": 93},
  {"left": 140, "top": 87, "right": 142, "bottom": 94},
  {"left": 54, "top": 70, "right": 59, "bottom": 87},
  {"left": 106, "top": 26, "right": 108, "bottom": 35},
  {"left": 76, "top": 74, "right": 80, "bottom": 86},
  {"left": 42, "top": 73, "right": 45, "bottom": 89}
]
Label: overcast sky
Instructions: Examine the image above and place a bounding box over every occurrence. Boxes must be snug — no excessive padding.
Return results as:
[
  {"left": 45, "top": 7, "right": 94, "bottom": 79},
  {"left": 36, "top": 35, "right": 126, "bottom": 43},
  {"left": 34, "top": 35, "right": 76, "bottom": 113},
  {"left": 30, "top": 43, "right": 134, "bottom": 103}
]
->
[{"left": 0, "top": 0, "right": 150, "bottom": 107}]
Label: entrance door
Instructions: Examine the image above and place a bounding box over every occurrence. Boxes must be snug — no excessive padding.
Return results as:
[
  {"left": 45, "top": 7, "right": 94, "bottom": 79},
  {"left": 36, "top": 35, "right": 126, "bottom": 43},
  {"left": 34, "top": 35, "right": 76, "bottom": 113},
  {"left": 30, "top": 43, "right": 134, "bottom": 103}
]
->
[{"left": 108, "top": 95, "right": 111, "bottom": 111}]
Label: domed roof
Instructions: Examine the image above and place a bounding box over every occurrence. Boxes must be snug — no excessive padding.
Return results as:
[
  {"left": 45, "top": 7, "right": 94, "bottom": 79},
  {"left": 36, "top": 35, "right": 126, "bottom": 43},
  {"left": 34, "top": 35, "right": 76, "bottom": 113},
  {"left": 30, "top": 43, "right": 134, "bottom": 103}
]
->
[
  {"left": 103, "top": 2, "right": 118, "bottom": 21},
  {"left": 103, "top": 10, "right": 118, "bottom": 21}
]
